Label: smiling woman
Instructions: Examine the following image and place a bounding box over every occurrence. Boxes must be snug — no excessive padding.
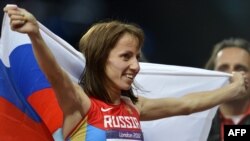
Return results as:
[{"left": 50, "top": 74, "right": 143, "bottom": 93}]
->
[
  {"left": 3, "top": 5, "right": 250, "bottom": 141},
  {"left": 105, "top": 33, "right": 141, "bottom": 94}
]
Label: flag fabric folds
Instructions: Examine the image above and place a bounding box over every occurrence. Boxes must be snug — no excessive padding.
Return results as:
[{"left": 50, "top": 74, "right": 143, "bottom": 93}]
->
[
  {"left": 0, "top": 12, "right": 230, "bottom": 141},
  {"left": 0, "top": 13, "right": 85, "bottom": 140}
]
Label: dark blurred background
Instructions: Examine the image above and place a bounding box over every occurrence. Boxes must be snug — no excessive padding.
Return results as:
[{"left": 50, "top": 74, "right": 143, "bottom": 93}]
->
[{"left": 1, "top": 0, "right": 250, "bottom": 68}]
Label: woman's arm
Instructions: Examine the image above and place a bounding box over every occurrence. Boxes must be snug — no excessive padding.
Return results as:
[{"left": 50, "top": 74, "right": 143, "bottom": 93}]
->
[
  {"left": 4, "top": 5, "right": 90, "bottom": 136},
  {"left": 137, "top": 72, "right": 249, "bottom": 121}
]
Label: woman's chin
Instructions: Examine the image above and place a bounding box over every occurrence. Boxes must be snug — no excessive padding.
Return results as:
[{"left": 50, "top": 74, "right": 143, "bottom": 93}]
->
[{"left": 121, "top": 85, "right": 131, "bottom": 90}]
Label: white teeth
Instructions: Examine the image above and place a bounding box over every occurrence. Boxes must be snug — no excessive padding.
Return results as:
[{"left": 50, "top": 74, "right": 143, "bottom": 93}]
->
[{"left": 126, "top": 74, "right": 133, "bottom": 79}]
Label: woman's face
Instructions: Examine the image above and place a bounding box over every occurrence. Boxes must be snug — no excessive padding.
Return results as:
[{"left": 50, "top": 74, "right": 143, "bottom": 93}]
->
[{"left": 105, "top": 33, "right": 141, "bottom": 91}]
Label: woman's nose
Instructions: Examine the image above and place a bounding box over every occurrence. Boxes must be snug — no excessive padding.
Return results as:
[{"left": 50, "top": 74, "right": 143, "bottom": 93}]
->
[{"left": 130, "top": 59, "right": 140, "bottom": 73}]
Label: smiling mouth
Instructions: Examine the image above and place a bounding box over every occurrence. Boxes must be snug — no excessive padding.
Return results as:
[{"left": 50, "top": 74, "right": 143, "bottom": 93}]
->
[{"left": 126, "top": 74, "right": 134, "bottom": 80}]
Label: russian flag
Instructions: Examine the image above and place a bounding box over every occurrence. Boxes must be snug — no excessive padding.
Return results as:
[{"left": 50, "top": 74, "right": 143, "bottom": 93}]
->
[
  {"left": 0, "top": 13, "right": 85, "bottom": 140},
  {"left": 0, "top": 11, "right": 231, "bottom": 141}
]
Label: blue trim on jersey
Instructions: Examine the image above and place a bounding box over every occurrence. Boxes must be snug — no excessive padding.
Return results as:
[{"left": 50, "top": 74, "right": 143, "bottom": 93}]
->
[{"left": 86, "top": 125, "right": 106, "bottom": 141}]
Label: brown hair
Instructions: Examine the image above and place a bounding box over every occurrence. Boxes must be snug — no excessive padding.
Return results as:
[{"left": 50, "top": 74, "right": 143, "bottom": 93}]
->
[
  {"left": 205, "top": 38, "right": 250, "bottom": 70},
  {"left": 79, "top": 20, "right": 144, "bottom": 104}
]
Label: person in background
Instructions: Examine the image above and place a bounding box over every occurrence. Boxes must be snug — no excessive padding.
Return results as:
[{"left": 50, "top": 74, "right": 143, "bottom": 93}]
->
[
  {"left": 205, "top": 38, "right": 250, "bottom": 141},
  {"left": 4, "top": 5, "right": 249, "bottom": 141}
]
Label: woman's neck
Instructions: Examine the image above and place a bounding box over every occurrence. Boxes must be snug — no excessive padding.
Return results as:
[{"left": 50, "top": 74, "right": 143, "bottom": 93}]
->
[{"left": 107, "top": 86, "right": 121, "bottom": 105}]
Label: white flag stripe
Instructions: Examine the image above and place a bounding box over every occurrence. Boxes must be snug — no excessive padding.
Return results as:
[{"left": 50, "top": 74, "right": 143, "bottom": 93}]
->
[
  {"left": 137, "top": 63, "right": 228, "bottom": 141},
  {"left": 140, "top": 62, "right": 231, "bottom": 77},
  {"left": 38, "top": 20, "right": 85, "bottom": 82},
  {"left": 0, "top": 14, "right": 31, "bottom": 67},
  {"left": 1, "top": 13, "right": 85, "bottom": 82}
]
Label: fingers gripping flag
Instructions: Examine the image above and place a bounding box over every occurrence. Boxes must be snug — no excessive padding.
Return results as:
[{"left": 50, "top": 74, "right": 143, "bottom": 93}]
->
[{"left": 0, "top": 12, "right": 230, "bottom": 141}]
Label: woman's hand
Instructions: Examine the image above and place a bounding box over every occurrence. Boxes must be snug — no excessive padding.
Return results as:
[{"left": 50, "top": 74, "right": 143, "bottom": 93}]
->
[
  {"left": 3, "top": 4, "right": 39, "bottom": 35},
  {"left": 230, "top": 72, "right": 250, "bottom": 100}
]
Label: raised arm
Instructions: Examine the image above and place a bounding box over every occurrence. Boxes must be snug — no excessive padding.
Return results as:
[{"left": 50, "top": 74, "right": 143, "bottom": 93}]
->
[
  {"left": 137, "top": 72, "right": 249, "bottom": 121},
  {"left": 4, "top": 5, "right": 90, "bottom": 136}
]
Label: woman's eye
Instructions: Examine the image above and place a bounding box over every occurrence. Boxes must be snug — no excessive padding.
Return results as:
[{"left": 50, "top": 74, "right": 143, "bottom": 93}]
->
[
  {"left": 122, "top": 54, "right": 130, "bottom": 60},
  {"left": 137, "top": 55, "right": 141, "bottom": 61}
]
